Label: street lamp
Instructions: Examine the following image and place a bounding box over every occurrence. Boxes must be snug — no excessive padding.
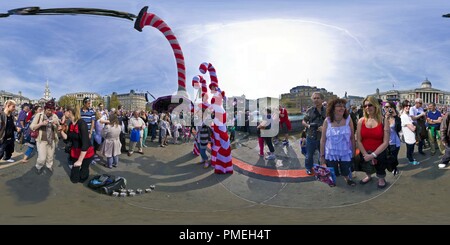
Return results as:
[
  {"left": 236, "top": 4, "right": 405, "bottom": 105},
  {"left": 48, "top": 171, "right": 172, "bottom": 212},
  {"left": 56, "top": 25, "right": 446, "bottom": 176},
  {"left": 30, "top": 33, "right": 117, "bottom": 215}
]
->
[
  {"left": 145, "top": 91, "right": 156, "bottom": 102},
  {"left": 443, "top": 13, "right": 450, "bottom": 18}
]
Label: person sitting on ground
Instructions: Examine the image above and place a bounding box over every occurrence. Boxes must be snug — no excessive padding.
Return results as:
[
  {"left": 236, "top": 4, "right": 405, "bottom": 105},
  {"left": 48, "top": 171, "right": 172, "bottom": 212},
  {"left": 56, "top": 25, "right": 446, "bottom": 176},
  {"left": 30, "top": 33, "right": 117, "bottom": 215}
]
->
[{"left": 59, "top": 105, "right": 95, "bottom": 183}]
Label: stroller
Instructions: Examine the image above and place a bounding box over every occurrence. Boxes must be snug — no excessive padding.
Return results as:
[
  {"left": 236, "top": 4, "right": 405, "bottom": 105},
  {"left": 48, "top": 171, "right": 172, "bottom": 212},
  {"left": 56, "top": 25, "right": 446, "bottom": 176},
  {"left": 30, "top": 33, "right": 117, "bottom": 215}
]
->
[{"left": 181, "top": 125, "right": 192, "bottom": 143}]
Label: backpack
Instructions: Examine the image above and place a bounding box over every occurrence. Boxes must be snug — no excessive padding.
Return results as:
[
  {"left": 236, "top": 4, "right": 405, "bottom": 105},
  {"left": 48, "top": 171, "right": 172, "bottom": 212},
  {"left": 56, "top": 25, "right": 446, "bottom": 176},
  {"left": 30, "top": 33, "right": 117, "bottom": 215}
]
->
[{"left": 88, "top": 174, "right": 127, "bottom": 195}]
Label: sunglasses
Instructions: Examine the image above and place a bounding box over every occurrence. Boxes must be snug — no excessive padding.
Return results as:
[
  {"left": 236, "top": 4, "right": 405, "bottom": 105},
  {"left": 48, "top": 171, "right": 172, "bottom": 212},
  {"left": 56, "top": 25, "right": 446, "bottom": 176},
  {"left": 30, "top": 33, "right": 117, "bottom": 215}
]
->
[
  {"left": 363, "top": 104, "right": 374, "bottom": 108},
  {"left": 384, "top": 106, "right": 391, "bottom": 108}
]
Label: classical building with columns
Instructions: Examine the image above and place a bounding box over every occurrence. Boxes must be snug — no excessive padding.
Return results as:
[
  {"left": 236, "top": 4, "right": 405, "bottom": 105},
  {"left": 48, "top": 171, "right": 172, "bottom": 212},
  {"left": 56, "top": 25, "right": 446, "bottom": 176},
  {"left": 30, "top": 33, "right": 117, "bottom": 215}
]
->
[
  {"left": 113, "top": 90, "right": 147, "bottom": 111},
  {"left": 372, "top": 78, "right": 450, "bottom": 106},
  {"left": 63, "top": 92, "right": 102, "bottom": 107},
  {"left": 0, "top": 90, "right": 31, "bottom": 106}
]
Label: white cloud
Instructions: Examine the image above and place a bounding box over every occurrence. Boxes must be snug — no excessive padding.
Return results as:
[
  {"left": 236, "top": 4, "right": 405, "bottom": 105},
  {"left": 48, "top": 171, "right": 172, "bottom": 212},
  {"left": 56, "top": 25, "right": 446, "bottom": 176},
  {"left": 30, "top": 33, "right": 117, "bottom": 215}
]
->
[
  {"left": 181, "top": 19, "right": 394, "bottom": 99},
  {"left": 1, "top": 0, "right": 450, "bottom": 102}
]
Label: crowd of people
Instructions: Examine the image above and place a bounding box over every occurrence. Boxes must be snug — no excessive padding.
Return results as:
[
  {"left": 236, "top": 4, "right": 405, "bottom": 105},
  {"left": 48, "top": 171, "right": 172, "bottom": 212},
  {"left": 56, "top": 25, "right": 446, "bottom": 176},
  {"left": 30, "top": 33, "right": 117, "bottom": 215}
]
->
[
  {"left": 1, "top": 92, "right": 450, "bottom": 188},
  {"left": 298, "top": 92, "right": 450, "bottom": 188},
  {"left": 0, "top": 96, "right": 229, "bottom": 182}
]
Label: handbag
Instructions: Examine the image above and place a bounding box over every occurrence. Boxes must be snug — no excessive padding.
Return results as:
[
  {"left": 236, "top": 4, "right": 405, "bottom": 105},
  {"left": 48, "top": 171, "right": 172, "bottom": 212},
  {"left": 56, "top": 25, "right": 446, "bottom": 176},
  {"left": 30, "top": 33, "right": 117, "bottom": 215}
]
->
[
  {"left": 313, "top": 164, "right": 336, "bottom": 187},
  {"left": 30, "top": 115, "right": 42, "bottom": 139},
  {"left": 130, "top": 128, "right": 140, "bottom": 142}
]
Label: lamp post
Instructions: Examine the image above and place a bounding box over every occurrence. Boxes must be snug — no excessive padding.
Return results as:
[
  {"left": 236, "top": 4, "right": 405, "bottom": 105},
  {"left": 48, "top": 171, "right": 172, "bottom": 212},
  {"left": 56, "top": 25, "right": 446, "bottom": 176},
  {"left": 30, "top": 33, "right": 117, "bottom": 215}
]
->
[
  {"left": 443, "top": 13, "right": 450, "bottom": 18},
  {"left": 145, "top": 91, "right": 156, "bottom": 102}
]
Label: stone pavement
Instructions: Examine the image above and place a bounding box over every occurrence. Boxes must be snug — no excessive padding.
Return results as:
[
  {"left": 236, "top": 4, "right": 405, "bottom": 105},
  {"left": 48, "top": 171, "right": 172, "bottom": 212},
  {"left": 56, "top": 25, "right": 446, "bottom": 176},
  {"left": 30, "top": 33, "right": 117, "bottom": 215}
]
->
[{"left": 0, "top": 132, "right": 449, "bottom": 224}]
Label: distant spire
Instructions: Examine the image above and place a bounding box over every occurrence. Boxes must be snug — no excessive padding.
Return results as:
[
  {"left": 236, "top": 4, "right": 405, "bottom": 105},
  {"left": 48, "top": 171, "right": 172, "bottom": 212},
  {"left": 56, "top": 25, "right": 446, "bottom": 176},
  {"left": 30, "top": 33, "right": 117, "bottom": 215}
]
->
[{"left": 44, "top": 79, "right": 51, "bottom": 100}]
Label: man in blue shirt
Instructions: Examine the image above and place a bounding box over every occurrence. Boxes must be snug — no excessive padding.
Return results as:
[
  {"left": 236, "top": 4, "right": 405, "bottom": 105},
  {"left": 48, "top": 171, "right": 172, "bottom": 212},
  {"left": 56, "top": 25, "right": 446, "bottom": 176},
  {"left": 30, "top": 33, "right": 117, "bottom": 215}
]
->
[
  {"left": 426, "top": 102, "right": 444, "bottom": 156},
  {"left": 80, "top": 97, "right": 96, "bottom": 149}
]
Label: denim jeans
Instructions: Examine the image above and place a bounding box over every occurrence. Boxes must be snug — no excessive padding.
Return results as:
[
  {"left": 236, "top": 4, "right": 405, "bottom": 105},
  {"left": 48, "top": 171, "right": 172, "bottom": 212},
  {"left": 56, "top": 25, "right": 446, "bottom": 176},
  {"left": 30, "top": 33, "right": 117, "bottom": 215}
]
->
[
  {"left": 442, "top": 145, "right": 450, "bottom": 165},
  {"left": 24, "top": 145, "right": 35, "bottom": 158},
  {"left": 107, "top": 155, "right": 119, "bottom": 167},
  {"left": 150, "top": 124, "right": 157, "bottom": 140},
  {"left": 199, "top": 147, "right": 208, "bottom": 161},
  {"left": 305, "top": 137, "right": 320, "bottom": 170}
]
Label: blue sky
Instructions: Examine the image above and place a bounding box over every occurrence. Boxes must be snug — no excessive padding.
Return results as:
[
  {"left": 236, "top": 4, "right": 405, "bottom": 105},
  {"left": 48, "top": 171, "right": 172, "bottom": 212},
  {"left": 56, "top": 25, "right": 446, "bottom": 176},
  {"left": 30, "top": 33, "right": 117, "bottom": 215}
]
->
[{"left": 1, "top": 0, "right": 450, "bottom": 101}]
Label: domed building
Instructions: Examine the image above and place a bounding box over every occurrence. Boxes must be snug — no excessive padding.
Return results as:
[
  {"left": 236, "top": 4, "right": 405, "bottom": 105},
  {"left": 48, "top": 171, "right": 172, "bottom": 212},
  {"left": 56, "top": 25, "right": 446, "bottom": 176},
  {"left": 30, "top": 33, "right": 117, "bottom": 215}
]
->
[{"left": 372, "top": 78, "right": 450, "bottom": 106}]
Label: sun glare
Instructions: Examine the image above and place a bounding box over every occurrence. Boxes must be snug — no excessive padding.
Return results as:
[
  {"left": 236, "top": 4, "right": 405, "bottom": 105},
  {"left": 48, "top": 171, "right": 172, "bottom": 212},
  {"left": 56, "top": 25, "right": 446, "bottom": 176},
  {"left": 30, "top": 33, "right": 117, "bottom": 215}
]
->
[{"left": 203, "top": 19, "right": 339, "bottom": 99}]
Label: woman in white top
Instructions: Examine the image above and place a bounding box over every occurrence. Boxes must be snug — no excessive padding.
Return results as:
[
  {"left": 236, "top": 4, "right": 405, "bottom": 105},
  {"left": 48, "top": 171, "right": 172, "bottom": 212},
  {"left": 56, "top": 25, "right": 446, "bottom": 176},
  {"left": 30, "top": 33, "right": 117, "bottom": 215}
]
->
[
  {"left": 400, "top": 100, "right": 418, "bottom": 165},
  {"left": 320, "top": 98, "right": 356, "bottom": 186}
]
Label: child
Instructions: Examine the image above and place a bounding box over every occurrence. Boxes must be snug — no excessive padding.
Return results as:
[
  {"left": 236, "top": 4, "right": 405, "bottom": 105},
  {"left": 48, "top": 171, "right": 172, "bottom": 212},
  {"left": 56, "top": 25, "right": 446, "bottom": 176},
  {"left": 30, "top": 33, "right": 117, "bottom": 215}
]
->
[
  {"left": 300, "top": 130, "right": 307, "bottom": 156},
  {"left": 198, "top": 122, "right": 212, "bottom": 168},
  {"left": 171, "top": 120, "right": 181, "bottom": 144},
  {"left": 159, "top": 114, "right": 169, "bottom": 147}
]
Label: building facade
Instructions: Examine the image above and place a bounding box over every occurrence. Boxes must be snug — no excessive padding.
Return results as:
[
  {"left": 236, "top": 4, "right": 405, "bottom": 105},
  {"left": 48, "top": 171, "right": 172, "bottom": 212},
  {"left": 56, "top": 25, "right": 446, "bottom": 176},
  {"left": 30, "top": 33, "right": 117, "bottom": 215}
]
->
[
  {"left": 0, "top": 90, "right": 31, "bottom": 107},
  {"left": 114, "top": 90, "right": 147, "bottom": 112},
  {"left": 64, "top": 92, "right": 102, "bottom": 107},
  {"left": 346, "top": 95, "right": 365, "bottom": 107},
  {"left": 280, "top": 85, "right": 338, "bottom": 113},
  {"left": 371, "top": 78, "right": 450, "bottom": 106},
  {"left": 103, "top": 95, "right": 111, "bottom": 110}
]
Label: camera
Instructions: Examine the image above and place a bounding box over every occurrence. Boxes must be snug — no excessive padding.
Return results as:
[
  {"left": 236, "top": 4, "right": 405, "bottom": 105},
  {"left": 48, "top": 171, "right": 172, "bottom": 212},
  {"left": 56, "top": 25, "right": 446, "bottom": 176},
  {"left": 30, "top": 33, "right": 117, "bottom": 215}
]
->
[{"left": 388, "top": 108, "right": 393, "bottom": 114}]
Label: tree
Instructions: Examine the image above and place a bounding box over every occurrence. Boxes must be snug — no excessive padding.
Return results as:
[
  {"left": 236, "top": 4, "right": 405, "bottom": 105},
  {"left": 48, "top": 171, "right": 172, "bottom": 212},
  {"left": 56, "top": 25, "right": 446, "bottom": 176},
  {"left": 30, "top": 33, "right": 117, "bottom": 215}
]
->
[
  {"left": 110, "top": 92, "right": 120, "bottom": 110},
  {"left": 92, "top": 96, "right": 105, "bottom": 108},
  {"left": 58, "top": 95, "right": 77, "bottom": 108}
]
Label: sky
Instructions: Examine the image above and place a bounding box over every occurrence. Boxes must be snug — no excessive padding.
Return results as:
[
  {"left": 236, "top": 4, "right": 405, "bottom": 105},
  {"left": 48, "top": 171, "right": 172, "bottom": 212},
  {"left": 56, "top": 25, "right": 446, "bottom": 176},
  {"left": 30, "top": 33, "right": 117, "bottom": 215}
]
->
[{"left": 1, "top": 0, "right": 450, "bottom": 102}]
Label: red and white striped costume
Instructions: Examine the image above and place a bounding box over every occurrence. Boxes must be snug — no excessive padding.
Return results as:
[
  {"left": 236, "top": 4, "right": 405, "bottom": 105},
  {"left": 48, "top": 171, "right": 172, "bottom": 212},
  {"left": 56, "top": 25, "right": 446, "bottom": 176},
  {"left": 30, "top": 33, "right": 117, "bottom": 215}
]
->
[
  {"left": 199, "top": 62, "right": 233, "bottom": 174},
  {"left": 135, "top": 6, "right": 187, "bottom": 97},
  {"left": 192, "top": 75, "right": 211, "bottom": 156}
]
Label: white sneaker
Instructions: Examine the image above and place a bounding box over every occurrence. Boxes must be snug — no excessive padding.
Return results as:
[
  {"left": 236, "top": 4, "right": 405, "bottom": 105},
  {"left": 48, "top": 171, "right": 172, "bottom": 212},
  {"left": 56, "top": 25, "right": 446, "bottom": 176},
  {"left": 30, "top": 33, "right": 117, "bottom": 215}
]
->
[
  {"left": 438, "top": 163, "right": 447, "bottom": 169},
  {"left": 6, "top": 159, "right": 15, "bottom": 163}
]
